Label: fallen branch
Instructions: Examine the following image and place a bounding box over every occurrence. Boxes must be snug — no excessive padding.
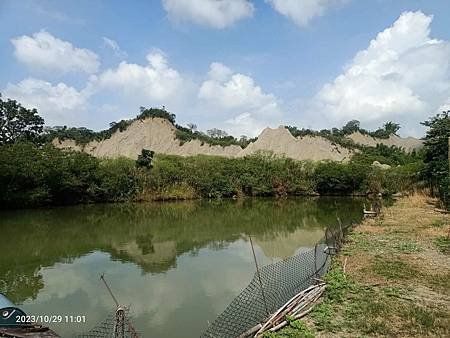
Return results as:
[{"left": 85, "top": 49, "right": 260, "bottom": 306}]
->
[
  {"left": 254, "top": 283, "right": 326, "bottom": 337},
  {"left": 268, "top": 286, "right": 325, "bottom": 333},
  {"left": 434, "top": 208, "right": 450, "bottom": 214}
]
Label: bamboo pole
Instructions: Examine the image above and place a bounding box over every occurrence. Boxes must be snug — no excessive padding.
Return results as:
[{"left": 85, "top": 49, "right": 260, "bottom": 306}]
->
[
  {"left": 254, "top": 284, "right": 326, "bottom": 337},
  {"left": 254, "top": 284, "right": 324, "bottom": 337},
  {"left": 249, "top": 235, "right": 269, "bottom": 317}
]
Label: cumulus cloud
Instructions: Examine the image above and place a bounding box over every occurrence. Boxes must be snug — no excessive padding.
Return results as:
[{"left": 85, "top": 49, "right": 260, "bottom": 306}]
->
[
  {"left": 91, "top": 52, "right": 184, "bottom": 102},
  {"left": 3, "top": 78, "right": 87, "bottom": 125},
  {"left": 311, "top": 11, "right": 450, "bottom": 133},
  {"left": 102, "top": 37, "right": 128, "bottom": 59},
  {"left": 267, "top": 0, "right": 348, "bottom": 26},
  {"left": 11, "top": 31, "right": 100, "bottom": 74},
  {"left": 199, "top": 62, "right": 282, "bottom": 136},
  {"left": 162, "top": 0, "right": 254, "bottom": 29},
  {"left": 225, "top": 112, "right": 268, "bottom": 137}
]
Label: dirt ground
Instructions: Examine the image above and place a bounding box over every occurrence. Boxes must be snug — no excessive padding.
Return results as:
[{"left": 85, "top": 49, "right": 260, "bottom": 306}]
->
[
  {"left": 271, "top": 193, "right": 450, "bottom": 338},
  {"left": 318, "top": 193, "right": 450, "bottom": 337}
]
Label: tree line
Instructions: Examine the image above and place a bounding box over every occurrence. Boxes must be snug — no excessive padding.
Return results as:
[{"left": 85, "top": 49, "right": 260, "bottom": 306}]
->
[{"left": 0, "top": 94, "right": 448, "bottom": 208}]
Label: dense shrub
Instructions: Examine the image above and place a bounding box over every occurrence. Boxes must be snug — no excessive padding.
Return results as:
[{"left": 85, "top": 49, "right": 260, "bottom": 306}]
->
[
  {"left": 421, "top": 111, "right": 450, "bottom": 208},
  {"left": 0, "top": 143, "right": 99, "bottom": 206},
  {"left": 0, "top": 143, "right": 144, "bottom": 207},
  {"left": 0, "top": 144, "right": 425, "bottom": 207},
  {"left": 383, "top": 162, "right": 425, "bottom": 194},
  {"left": 96, "top": 158, "right": 142, "bottom": 202},
  {"left": 314, "top": 162, "right": 355, "bottom": 194}
]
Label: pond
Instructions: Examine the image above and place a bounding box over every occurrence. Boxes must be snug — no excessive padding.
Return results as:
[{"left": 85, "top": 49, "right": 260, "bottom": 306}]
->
[{"left": 0, "top": 197, "right": 364, "bottom": 337}]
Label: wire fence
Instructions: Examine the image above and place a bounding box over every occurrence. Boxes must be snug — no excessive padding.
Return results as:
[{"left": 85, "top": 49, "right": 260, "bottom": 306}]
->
[
  {"left": 201, "top": 223, "right": 350, "bottom": 338},
  {"left": 73, "top": 223, "right": 350, "bottom": 338},
  {"left": 75, "top": 307, "right": 139, "bottom": 338}
]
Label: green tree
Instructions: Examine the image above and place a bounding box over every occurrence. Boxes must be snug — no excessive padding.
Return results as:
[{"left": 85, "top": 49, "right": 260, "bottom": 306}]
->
[
  {"left": 383, "top": 121, "right": 401, "bottom": 135},
  {"left": 371, "top": 121, "right": 401, "bottom": 138},
  {"left": 0, "top": 143, "right": 100, "bottom": 206},
  {"left": 421, "top": 111, "right": 450, "bottom": 208},
  {"left": 342, "top": 120, "right": 360, "bottom": 135},
  {"left": 0, "top": 95, "right": 44, "bottom": 145},
  {"left": 136, "top": 149, "right": 155, "bottom": 169}
]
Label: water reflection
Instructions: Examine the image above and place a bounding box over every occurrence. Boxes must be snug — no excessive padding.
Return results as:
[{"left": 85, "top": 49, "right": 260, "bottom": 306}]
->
[{"left": 0, "top": 197, "right": 364, "bottom": 337}]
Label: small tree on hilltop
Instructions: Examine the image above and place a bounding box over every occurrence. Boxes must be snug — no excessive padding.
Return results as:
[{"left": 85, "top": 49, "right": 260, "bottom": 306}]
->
[
  {"left": 383, "top": 121, "right": 401, "bottom": 135},
  {"left": 342, "top": 120, "right": 361, "bottom": 135},
  {"left": 0, "top": 94, "right": 44, "bottom": 145},
  {"left": 207, "top": 128, "right": 228, "bottom": 138},
  {"left": 187, "top": 123, "right": 197, "bottom": 132}
]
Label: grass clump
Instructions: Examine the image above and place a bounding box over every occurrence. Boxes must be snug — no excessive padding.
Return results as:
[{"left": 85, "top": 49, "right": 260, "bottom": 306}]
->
[
  {"left": 263, "top": 318, "right": 315, "bottom": 338},
  {"left": 345, "top": 232, "right": 422, "bottom": 255},
  {"left": 434, "top": 235, "right": 450, "bottom": 254},
  {"left": 403, "top": 305, "right": 442, "bottom": 333},
  {"left": 309, "top": 302, "right": 337, "bottom": 332},
  {"left": 344, "top": 289, "right": 393, "bottom": 336},
  {"left": 371, "top": 256, "right": 418, "bottom": 280},
  {"left": 392, "top": 240, "right": 422, "bottom": 253},
  {"left": 308, "top": 265, "right": 355, "bottom": 332},
  {"left": 322, "top": 265, "right": 355, "bottom": 302},
  {"left": 425, "top": 272, "right": 450, "bottom": 294},
  {"left": 430, "top": 218, "right": 448, "bottom": 227}
]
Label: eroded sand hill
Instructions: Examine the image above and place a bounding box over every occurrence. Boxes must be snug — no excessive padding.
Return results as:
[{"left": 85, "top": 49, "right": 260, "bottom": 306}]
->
[
  {"left": 346, "top": 131, "right": 423, "bottom": 152},
  {"left": 53, "top": 117, "right": 422, "bottom": 161},
  {"left": 53, "top": 118, "right": 242, "bottom": 159},
  {"left": 240, "top": 126, "right": 352, "bottom": 161}
]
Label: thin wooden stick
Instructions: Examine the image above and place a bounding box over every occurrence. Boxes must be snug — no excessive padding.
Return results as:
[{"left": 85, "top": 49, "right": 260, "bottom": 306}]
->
[
  {"left": 268, "top": 287, "right": 325, "bottom": 333},
  {"left": 249, "top": 235, "right": 269, "bottom": 317},
  {"left": 343, "top": 257, "right": 348, "bottom": 274},
  {"left": 254, "top": 284, "right": 324, "bottom": 336},
  {"left": 255, "top": 284, "right": 326, "bottom": 336}
]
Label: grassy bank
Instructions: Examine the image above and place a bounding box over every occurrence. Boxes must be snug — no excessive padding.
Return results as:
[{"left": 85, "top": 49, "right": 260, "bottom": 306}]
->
[
  {"left": 0, "top": 142, "right": 422, "bottom": 207},
  {"left": 269, "top": 193, "right": 450, "bottom": 337}
]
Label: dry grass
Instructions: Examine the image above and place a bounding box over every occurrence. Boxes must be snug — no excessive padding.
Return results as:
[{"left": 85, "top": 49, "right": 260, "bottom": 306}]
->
[{"left": 305, "top": 193, "right": 450, "bottom": 338}]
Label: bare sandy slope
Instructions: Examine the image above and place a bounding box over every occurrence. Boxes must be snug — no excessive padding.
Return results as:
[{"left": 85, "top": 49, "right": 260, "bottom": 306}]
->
[
  {"left": 346, "top": 131, "right": 423, "bottom": 152},
  {"left": 53, "top": 117, "right": 421, "bottom": 161},
  {"left": 240, "top": 126, "right": 352, "bottom": 161},
  {"left": 53, "top": 118, "right": 242, "bottom": 159}
]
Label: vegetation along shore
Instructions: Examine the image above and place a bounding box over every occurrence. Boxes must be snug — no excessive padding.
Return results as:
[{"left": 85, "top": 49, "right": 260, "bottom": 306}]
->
[{"left": 1, "top": 95, "right": 449, "bottom": 209}]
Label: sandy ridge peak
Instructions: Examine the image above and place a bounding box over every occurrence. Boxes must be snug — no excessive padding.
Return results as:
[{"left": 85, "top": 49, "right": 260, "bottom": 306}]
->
[{"left": 53, "top": 117, "right": 422, "bottom": 161}]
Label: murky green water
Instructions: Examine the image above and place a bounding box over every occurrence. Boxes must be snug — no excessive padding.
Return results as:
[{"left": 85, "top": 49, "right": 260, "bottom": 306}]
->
[{"left": 0, "top": 197, "right": 364, "bottom": 337}]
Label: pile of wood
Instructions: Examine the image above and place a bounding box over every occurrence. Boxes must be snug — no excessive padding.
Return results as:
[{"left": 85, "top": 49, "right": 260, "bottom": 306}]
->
[{"left": 238, "top": 283, "right": 326, "bottom": 338}]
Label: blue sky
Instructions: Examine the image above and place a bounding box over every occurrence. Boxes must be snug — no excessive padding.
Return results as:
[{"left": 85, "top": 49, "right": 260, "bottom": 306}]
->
[{"left": 1, "top": 0, "right": 450, "bottom": 137}]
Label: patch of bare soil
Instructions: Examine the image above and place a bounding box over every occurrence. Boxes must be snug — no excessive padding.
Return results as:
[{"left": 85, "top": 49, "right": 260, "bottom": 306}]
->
[{"left": 322, "top": 193, "right": 450, "bottom": 337}]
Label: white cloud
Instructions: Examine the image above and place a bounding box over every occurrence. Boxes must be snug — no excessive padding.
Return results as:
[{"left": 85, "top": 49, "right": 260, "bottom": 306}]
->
[
  {"left": 162, "top": 0, "right": 254, "bottom": 29},
  {"left": 102, "top": 37, "right": 128, "bottom": 59},
  {"left": 11, "top": 31, "right": 100, "bottom": 74},
  {"left": 267, "top": 0, "right": 348, "bottom": 27},
  {"left": 225, "top": 112, "right": 268, "bottom": 137},
  {"left": 3, "top": 78, "right": 87, "bottom": 126},
  {"left": 91, "top": 52, "right": 184, "bottom": 102},
  {"left": 199, "top": 62, "right": 282, "bottom": 136},
  {"left": 208, "top": 62, "right": 233, "bottom": 81},
  {"left": 311, "top": 11, "right": 450, "bottom": 133}
]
